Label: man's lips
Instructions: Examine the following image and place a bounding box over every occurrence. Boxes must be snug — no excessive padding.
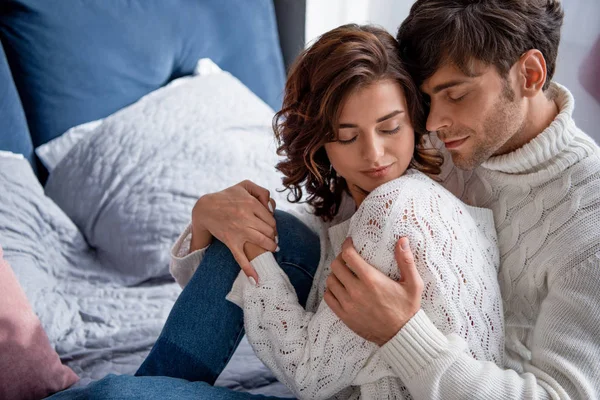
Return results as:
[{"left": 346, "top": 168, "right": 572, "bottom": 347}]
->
[{"left": 443, "top": 137, "right": 469, "bottom": 149}]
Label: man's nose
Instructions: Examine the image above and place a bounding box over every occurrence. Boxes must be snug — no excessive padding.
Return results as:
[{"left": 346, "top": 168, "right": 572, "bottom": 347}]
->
[{"left": 426, "top": 101, "right": 451, "bottom": 133}]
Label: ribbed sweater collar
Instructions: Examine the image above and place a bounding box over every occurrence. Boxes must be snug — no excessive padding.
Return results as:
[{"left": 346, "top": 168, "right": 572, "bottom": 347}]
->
[{"left": 481, "top": 83, "right": 580, "bottom": 175}]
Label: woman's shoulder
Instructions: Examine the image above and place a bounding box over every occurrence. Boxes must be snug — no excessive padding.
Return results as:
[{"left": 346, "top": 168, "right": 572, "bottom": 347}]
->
[{"left": 365, "top": 169, "right": 452, "bottom": 205}]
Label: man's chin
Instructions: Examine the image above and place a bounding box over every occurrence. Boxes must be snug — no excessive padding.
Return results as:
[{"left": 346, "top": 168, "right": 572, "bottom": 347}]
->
[{"left": 449, "top": 151, "right": 480, "bottom": 171}]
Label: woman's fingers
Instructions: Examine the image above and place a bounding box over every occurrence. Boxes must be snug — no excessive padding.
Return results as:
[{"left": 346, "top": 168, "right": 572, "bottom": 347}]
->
[
  {"left": 248, "top": 217, "right": 277, "bottom": 243},
  {"left": 247, "top": 228, "right": 278, "bottom": 253},
  {"left": 231, "top": 245, "right": 259, "bottom": 282},
  {"left": 242, "top": 180, "right": 271, "bottom": 210},
  {"left": 251, "top": 197, "right": 277, "bottom": 229}
]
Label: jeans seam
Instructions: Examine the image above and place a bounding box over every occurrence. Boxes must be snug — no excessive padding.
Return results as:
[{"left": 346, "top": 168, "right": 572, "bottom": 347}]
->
[
  {"left": 221, "top": 319, "right": 245, "bottom": 369},
  {"left": 279, "top": 261, "right": 315, "bottom": 279}
]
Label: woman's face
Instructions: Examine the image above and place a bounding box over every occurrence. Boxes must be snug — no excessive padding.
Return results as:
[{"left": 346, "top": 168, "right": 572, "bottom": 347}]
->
[{"left": 324, "top": 79, "right": 415, "bottom": 205}]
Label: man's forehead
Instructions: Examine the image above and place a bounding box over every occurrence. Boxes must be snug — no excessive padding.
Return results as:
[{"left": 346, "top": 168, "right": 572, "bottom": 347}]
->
[{"left": 421, "top": 62, "right": 488, "bottom": 94}]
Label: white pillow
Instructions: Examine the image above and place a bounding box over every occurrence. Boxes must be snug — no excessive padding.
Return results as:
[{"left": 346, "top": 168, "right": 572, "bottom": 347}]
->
[
  {"left": 36, "top": 58, "right": 223, "bottom": 173},
  {"left": 0, "top": 150, "right": 25, "bottom": 160},
  {"left": 45, "top": 68, "right": 297, "bottom": 284}
]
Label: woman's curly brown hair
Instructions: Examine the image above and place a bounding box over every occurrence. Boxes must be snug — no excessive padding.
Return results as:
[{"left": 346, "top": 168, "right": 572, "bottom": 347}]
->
[{"left": 274, "top": 24, "right": 443, "bottom": 222}]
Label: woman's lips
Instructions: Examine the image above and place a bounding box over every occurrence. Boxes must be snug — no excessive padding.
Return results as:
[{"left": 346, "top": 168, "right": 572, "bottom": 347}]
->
[{"left": 362, "top": 164, "right": 393, "bottom": 178}]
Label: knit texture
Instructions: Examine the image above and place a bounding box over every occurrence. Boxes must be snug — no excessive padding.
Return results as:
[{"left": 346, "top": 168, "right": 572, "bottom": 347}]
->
[
  {"left": 378, "top": 83, "right": 600, "bottom": 399},
  {"left": 172, "top": 171, "right": 503, "bottom": 399},
  {"left": 170, "top": 83, "right": 600, "bottom": 399}
]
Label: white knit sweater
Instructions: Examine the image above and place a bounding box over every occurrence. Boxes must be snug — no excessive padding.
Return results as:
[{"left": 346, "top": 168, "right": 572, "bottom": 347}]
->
[
  {"left": 377, "top": 83, "right": 600, "bottom": 400},
  {"left": 170, "top": 83, "right": 600, "bottom": 399},
  {"left": 171, "top": 170, "right": 504, "bottom": 399}
]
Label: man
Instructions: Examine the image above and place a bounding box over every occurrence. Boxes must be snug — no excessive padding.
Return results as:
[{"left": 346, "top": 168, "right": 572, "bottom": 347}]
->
[{"left": 323, "top": 1, "right": 600, "bottom": 399}]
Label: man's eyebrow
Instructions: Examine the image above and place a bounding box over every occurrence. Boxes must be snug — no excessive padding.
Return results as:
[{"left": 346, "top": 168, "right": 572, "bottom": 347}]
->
[
  {"left": 339, "top": 110, "right": 404, "bottom": 128},
  {"left": 430, "top": 80, "right": 470, "bottom": 94}
]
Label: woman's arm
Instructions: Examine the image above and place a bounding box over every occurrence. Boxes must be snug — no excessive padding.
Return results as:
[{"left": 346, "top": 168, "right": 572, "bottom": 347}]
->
[
  {"left": 239, "top": 251, "right": 379, "bottom": 400},
  {"left": 169, "top": 223, "right": 210, "bottom": 288},
  {"left": 168, "top": 180, "right": 279, "bottom": 287},
  {"left": 239, "top": 174, "right": 504, "bottom": 399}
]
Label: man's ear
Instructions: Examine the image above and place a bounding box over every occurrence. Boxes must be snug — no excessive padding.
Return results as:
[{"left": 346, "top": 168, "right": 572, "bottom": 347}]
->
[{"left": 517, "top": 49, "right": 548, "bottom": 97}]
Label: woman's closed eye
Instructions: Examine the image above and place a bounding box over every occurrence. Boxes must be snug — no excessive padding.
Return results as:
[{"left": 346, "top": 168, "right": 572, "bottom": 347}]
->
[
  {"left": 337, "top": 125, "right": 401, "bottom": 144},
  {"left": 380, "top": 126, "right": 401, "bottom": 135},
  {"left": 337, "top": 135, "right": 358, "bottom": 145}
]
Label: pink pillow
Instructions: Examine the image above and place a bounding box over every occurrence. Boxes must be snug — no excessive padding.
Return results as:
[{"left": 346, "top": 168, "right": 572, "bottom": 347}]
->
[{"left": 0, "top": 246, "right": 79, "bottom": 400}]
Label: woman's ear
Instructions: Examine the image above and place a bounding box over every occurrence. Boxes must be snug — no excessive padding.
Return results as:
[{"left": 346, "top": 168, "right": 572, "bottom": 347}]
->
[{"left": 518, "top": 49, "right": 548, "bottom": 97}]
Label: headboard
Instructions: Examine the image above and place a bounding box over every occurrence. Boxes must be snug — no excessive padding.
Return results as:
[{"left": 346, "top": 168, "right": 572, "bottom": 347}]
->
[{"left": 0, "top": 0, "right": 305, "bottom": 176}]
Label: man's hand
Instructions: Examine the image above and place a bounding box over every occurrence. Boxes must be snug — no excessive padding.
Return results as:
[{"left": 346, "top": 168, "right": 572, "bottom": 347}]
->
[
  {"left": 324, "top": 237, "right": 423, "bottom": 346},
  {"left": 190, "top": 180, "right": 278, "bottom": 282}
]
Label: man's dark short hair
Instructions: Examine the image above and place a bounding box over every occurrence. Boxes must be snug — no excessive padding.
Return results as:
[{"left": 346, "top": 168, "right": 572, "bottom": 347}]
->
[{"left": 397, "top": 0, "right": 564, "bottom": 91}]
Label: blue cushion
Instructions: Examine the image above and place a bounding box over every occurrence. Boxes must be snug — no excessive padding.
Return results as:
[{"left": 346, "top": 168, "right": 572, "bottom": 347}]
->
[
  {"left": 0, "top": 39, "right": 34, "bottom": 167},
  {"left": 0, "top": 0, "right": 285, "bottom": 148}
]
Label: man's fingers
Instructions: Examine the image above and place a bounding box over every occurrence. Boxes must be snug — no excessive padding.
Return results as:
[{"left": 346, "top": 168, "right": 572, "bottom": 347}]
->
[
  {"left": 340, "top": 238, "right": 371, "bottom": 280},
  {"left": 324, "top": 289, "right": 344, "bottom": 318},
  {"left": 242, "top": 180, "right": 271, "bottom": 209},
  {"left": 395, "top": 238, "right": 422, "bottom": 290},
  {"left": 326, "top": 273, "right": 351, "bottom": 305},
  {"left": 330, "top": 256, "right": 358, "bottom": 287}
]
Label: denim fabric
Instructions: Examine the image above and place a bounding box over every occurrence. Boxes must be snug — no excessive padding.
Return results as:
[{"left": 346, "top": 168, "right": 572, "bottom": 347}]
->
[
  {"left": 137, "top": 210, "right": 320, "bottom": 382},
  {"left": 50, "top": 210, "right": 319, "bottom": 399},
  {"left": 46, "top": 374, "right": 282, "bottom": 400}
]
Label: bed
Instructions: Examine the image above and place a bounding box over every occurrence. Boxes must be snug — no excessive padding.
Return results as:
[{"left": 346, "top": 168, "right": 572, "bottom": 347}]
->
[{"left": 0, "top": 1, "right": 308, "bottom": 398}]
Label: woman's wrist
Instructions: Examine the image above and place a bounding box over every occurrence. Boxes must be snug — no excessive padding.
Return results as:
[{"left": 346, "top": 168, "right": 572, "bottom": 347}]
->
[
  {"left": 244, "top": 242, "right": 269, "bottom": 261},
  {"left": 190, "top": 221, "right": 212, "bottom": 253}
]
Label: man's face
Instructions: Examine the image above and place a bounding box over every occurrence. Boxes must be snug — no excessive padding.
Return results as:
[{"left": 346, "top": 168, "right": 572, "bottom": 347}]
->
[{"left": 421, "top": 61, "right": 526, "bottom": 170}]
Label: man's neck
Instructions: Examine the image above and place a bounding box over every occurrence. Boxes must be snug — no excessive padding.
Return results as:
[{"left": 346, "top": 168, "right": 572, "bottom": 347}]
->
[
  {"left": 523, "top": 88, "right": 560, "bottom": 142},
  {"left": 498, "top": 88, "right": 560, "bottom": 155}
]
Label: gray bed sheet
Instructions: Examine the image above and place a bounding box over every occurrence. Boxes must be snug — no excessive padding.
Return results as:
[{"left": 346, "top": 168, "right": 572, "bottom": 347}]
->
[
  {"left": 0, "top": 156, "right": 293, "bottom": 397},
  {"left": 1, "top": 71, "right": 310, "bottom": 399}
]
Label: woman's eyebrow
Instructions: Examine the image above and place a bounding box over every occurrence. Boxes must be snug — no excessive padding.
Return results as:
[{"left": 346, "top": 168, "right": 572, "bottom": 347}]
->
[
  {"left": 339, "top": 110, "right": 404, "bottom": 128},
  {"left": 376, "top": 110, "right": 403, "bottom": 123}
]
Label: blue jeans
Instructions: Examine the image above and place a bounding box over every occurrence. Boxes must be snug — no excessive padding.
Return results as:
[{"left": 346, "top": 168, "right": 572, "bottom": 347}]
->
[{"left": 47, "top": 210, "right": 320, "bottom": 400}]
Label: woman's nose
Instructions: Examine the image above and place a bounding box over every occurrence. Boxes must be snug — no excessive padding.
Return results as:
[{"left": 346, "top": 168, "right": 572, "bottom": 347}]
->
[{"left": 361, "top": 134, "right": 385, "bottom": 163}]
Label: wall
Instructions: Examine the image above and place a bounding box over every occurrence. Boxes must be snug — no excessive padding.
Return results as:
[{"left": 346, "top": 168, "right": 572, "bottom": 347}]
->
[{"left": 305, "top": 0, "right": 600, "bottom": 141}]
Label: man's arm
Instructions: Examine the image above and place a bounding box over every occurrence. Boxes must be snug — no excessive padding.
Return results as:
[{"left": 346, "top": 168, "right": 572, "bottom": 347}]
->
[{"left": 327, "top": 241, "right": 600, "bottom": 399}]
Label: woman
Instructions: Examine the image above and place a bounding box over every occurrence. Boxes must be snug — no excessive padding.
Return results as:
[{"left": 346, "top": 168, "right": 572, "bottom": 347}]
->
[
  {"left": 153, "top": 24, "right": 503, "bottom": 399},
  {"left": 50, "top": 25, "right": 503, "bottom": 400}
]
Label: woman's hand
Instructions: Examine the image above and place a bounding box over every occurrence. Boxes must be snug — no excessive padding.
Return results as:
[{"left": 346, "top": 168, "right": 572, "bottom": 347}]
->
[
  {"left": 190, "top": 180, "right": 278, "bottom": 282},
  {"left": 243, "top": 242, "right": 270, "bottom": 263}
]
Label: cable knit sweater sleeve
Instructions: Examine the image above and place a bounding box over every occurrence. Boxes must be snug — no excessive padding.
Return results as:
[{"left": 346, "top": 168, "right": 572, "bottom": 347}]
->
[
  {"left": 380, "top": 252, "right": 600, "bottom": 400},
  {"left": 169, "top": 223, "right": 209, "bottom": 288},
  {"left": 237, "top": 172, "right": 504, "bottom": 399}
]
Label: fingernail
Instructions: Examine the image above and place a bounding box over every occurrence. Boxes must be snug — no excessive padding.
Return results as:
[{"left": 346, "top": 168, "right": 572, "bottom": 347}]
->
[
  {"left": 275, "top": 246, "right": 280, "bottom": 252},
  {"left": 275, "top": 235, "right": 279, "bottom": 244},
  {"left": 248, "top": 277, "right": 257, "bottom": 286},
  {"left": 400, "top": 238, "right": 410, "bottom": 251},
  {"left": 268, "top": 202, "right": 274, "bottom": 213}
]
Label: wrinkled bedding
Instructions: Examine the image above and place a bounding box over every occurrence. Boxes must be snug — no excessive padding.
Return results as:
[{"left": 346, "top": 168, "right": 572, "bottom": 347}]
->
[{"left": 0, "top": 71, "right": 318, "bottom": 397}]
